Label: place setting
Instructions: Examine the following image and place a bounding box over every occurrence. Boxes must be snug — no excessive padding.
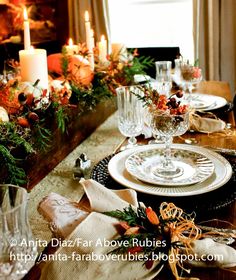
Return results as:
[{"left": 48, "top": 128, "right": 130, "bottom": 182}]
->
[
  {"left": 173, "top": 59, "right": 233, "bottom": 113},
  {"left": 1, "top": 2, "right": 236, "bottom": 280},
  {"left": 91, "top": 83, "right": 235, "bottom": 213}
]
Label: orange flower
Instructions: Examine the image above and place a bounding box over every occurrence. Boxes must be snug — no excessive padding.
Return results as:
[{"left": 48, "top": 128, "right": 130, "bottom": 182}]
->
[
  {"left": 119, "top": 221, "right": 130, "bottom": 230},
  {"left": 17, "top": 117, "right": 30, "bottom": 128},
  {"left": 146, "top": 207, "right": 160, "bottom": 225},
  {"left": 124, "top": 226, "right": 140, "bottom": 235}
]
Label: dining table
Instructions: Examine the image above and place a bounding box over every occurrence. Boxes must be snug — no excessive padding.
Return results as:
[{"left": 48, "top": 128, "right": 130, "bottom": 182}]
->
[{"left": 23, "top": 80, "right": 236, "bottom": 280}]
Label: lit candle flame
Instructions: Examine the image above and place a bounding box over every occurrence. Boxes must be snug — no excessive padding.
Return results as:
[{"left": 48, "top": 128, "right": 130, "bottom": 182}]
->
[
  {"left": 85, "top": 11, "right": 89, "bottom": 22},
  {"left": 90, "top": 29, "right": 94, "bottom": 37},
  {"left": 23, "top": 7, "right": 28, "bottom": 21},
  {"left": 101, "top": 35, "right": 105, "bottom": 42},
  {"left": 68, "top": 38, "right": 73, "bottom": 46}
]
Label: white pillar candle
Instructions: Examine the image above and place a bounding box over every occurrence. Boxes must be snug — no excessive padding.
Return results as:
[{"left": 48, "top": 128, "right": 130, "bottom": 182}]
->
[
  {"left": 84, "top": 11, "right": 94, "bottom": 70},
  {"left": 23, "top": 7, "right": 31, "bottom": 50},
  {"left": 98, "top": 35, "right": 107, "bottom": 63},
  {"left": 90, "top": 29, "right": 95, "bottom": 50},
  {"left": 84, "top": 11, "right": 91, "bottom": 52},
  {"left": 65, "top": 38, "right": 79, "bottom": 55},
  {"left": 88, "top": 29, "right": 95, "bottom": 70},
  {"left": 19, "top": 48, "right": 48, "bottom": 90}
]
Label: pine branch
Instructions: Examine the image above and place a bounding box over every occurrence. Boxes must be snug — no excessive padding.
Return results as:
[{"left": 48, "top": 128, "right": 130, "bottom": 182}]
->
[
  {"left": 104, "top": 205, "right": 140, "bottom": 226},
  {"left": 55, "top": 106, "right": 69, "bottom": 133},
  {"left": 32, "top": 123, "right": 52, "bottom": 152},
  {"left": 70, "top": 74, "right": 112, "bottom": 109},
  {"left": 0, "top": 144, "right": 27, "bottom": 185},
  {"left": 0, "top": 122, "right": 34, "bottom": 154}
]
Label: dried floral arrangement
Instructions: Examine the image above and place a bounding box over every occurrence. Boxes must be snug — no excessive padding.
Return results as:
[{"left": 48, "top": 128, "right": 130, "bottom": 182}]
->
[
  {"left": 105, "top": 202, "right": 236, "bottom": 280},
  {"left": 0, "top": 49, "right": 153, "bottom": 186},
  {"left": 137, "top": 85, "right": 189, "bottom": 115}
]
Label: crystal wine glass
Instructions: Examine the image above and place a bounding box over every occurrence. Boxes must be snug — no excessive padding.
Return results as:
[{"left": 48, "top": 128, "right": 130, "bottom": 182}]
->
[
  {"left": 116, "top": 85, "right": 144, "bottom": 149},
  {"left": 0, "top": 185, "right": 37, "bottom": 279},
  {"left": 155, "top": 61, "right": 172, "bottom": 97},
  {"left": 150, "top": 111, "right": 189, "bottom": 178},
  {"left": 180, "top": 62, "right": 202, "bottom": 103}
]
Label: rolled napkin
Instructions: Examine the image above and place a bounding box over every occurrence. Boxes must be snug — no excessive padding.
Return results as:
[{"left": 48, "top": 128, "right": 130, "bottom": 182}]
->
[
  {"left": 40, "top": 212, "right": 162, "bottom": 280},
  {"left": 189, "top": 111, "right": 226, "bottom": 133}
]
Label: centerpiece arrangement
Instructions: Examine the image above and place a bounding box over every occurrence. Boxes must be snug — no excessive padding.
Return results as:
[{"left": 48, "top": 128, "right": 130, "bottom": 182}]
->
[
  {"left": 0, "top": 8, "right": 153, "bottom": 187},
  {"left": 0, "top": 51, "right": 152, "bottom": 187}
]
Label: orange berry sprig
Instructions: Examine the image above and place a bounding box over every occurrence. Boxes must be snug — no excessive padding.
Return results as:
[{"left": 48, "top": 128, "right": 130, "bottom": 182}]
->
[{"left": 146, "top": 88, "right": 188, "bottom": 115}]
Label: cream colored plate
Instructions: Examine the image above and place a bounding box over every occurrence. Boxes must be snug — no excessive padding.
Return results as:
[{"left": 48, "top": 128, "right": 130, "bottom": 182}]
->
[
  {"left": 108, "top": 144, "right": 232, "bottom": 197},
  {"left": 125, "top": 148, "right": 215, "bottom": 186}
]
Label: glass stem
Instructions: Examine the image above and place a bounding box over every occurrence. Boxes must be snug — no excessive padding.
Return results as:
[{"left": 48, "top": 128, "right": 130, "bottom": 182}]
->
[
  {"left": 128, "top": 136, "right": 137, "bottom": 146},
  {"left": 188, "top": 82, "right": 193, "bottom": 103},
  {"left": 163, "top": 136, "right": 175, "bottom": 170}
]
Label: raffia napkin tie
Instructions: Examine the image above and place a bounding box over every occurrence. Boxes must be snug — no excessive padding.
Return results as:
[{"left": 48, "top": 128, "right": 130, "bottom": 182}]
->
[{"left": 38, "top": 179, "right": 236, "bottom": 280}]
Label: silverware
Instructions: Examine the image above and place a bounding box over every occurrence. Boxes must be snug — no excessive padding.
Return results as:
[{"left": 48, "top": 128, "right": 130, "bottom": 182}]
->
[
  {"left": 204, "top": 146, "right": 236, "bottom": 156},
  {"left": 212, "top": 236, "right": 235, "bottom": 245},
  {"left": 199, "top": 225, "right": 236, "bottom": 235},
  {"left": 112, "top": 137, "right": 127, "bottom": 154}
]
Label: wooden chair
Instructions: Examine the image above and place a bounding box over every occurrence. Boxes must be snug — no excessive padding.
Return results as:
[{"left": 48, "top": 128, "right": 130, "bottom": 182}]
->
[
  {"left": 197, "top": 80, "right": 235, "bottom": 125},
  {"left": 197, "top": 80, "right": 232, "bottom": 101}
]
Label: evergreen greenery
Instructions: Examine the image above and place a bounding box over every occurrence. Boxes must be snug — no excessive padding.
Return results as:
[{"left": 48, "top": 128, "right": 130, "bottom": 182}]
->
[
  {"left": 0, "top": 47, "right": 153, "bottom": 187},
  {"left": 32, "top": 122, "right": 52, "bottom": 152},
  {"left": 56, "top": 106, "right": 69, "bottom": 133},
  {"left": 0, "top": 144, "right": 27, "bottom": 185}
]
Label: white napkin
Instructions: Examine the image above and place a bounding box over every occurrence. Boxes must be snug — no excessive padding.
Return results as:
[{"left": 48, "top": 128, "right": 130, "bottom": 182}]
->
[
  {"left": 39, "top": 179, "right": 161, "bottom": 280},
  {"left": 38, "top": 179, "right": 139, "bottom": 239},
  {"left": 39, "top": 180, "right": 236, "bottom": 280},
  {"left": 190, "top": 238, "right": 236, "bottom": 268}
]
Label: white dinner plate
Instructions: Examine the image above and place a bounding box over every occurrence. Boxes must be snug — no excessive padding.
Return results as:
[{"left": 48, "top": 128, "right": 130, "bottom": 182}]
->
[
  {"left": 108, "top": 144, "right": 232, "bottom": 197},
  {"left": 187, "top": 93, "right": 227, "bottom": 111}
]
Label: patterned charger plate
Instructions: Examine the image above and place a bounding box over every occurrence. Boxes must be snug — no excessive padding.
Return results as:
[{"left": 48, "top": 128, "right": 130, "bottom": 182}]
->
[
  {"left": 108, "top": 144, "right": 232, "bottom": 197},
  {"left": 125, "top": 148, "right": 215, "bottom": 186}
]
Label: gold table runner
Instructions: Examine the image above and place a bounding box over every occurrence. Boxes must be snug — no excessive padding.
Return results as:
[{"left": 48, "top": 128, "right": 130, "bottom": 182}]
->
[{"left": 28, "top": 112, "right": 124, "bottom": 247}]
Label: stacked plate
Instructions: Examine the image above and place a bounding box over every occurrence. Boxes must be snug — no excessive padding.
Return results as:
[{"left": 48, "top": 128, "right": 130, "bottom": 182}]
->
[
  {"left": 108, "top": 144, "right": 232, "bottom": 197},
  {"left": 185, "top": 93, "right": 227, "bottom": 111}
]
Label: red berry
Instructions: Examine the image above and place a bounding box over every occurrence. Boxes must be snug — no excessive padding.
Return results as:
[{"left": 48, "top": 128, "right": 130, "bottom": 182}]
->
[{"left": 28, "top": 112, "right": 39, "bottom": 122}]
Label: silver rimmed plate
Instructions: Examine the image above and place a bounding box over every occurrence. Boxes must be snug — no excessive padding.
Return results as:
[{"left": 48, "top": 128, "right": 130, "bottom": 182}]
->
[
  {"left": 125, "top": 149, "right": 215, "bottom": 186},
  {"left": 108, "top": 144, "right": 232, "bottom": 197}
]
